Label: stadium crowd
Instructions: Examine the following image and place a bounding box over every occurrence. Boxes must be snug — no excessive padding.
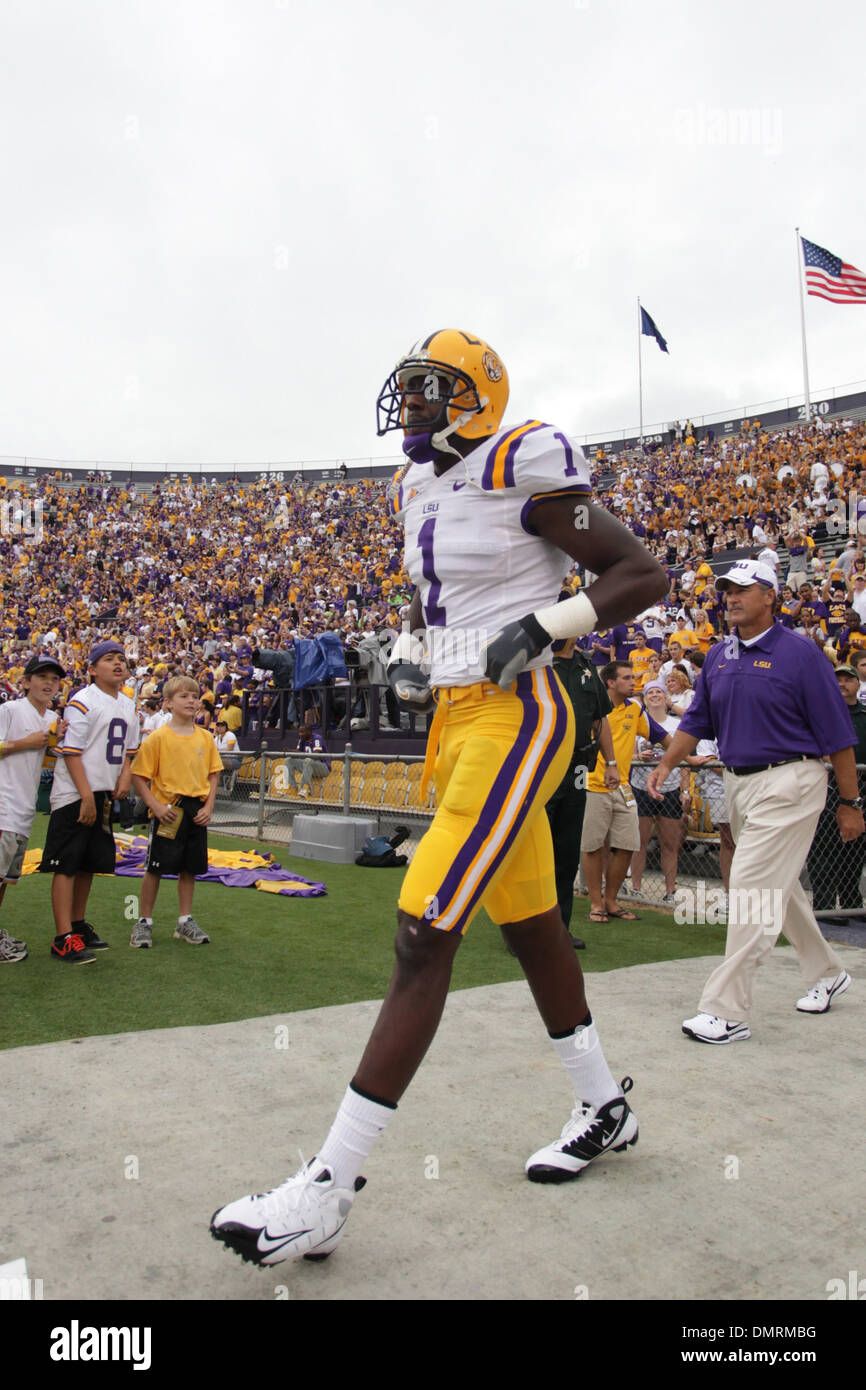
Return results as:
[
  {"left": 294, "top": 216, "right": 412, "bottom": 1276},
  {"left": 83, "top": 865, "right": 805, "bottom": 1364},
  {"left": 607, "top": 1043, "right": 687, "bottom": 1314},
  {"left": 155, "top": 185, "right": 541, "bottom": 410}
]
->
[
  {"left": 2, "top": 415, "right": 866, "bottom": 928},
  {"left": 1, "top": 419, "right": 865, "bottom": 715}
]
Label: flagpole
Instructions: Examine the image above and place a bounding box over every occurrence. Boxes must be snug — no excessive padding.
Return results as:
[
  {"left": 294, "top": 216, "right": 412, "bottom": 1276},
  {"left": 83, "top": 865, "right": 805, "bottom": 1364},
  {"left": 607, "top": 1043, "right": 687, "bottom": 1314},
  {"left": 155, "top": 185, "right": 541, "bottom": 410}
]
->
[
  {"left": 795, "top": 227, "right": 812, "bottom": 424},
  {"left": 637, "top": 296, "right": 644, "bottom": 446}
]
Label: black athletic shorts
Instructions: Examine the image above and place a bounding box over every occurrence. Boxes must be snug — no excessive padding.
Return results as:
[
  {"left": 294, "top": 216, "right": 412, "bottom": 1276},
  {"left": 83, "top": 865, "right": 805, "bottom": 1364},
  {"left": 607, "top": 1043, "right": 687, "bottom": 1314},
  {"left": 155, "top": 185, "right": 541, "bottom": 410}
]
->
[
  {"left": 633, "top": 787, "right": 682, "bottom": 820},
  {"left": 40, "top": 793, "right": 116, "bottom": 876},
  {"left": 146, "top": 796, "right": 209, "bottom": 877}
]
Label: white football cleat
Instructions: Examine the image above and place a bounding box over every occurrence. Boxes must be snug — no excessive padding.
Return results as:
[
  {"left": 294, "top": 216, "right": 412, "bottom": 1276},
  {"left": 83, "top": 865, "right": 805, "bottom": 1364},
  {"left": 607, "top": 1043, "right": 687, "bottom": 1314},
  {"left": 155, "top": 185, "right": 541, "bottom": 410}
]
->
[
  {"left": 525, "top": 1077, "right": 638, "bottom": 1183},
  {"left": 210, "top": 1158, "right": 365, "bottom": 1266},
  {"left": 796, "top": 970, "right": 851, "bottom": 1014},
  {"left": 682, "top": 1011, "right": 751, "bottom": 1044}
]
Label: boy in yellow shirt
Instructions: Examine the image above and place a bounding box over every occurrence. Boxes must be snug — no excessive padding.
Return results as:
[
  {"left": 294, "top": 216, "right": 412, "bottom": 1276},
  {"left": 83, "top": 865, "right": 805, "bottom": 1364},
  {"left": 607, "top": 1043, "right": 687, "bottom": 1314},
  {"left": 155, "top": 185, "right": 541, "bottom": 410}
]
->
[
  {"left": 130, "top": 676, "right": 223, "bottom": 948},
  {"left": 628, "top": 634, "right": 657, "bottom": 691}
]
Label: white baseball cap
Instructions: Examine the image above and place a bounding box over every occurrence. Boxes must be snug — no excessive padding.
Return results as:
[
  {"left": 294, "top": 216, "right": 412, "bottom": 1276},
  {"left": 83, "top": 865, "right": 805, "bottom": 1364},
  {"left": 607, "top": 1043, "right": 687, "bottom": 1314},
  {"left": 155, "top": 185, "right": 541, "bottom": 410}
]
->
[{"left": 715, "top": 559, "right": 779, "bottom": 593}]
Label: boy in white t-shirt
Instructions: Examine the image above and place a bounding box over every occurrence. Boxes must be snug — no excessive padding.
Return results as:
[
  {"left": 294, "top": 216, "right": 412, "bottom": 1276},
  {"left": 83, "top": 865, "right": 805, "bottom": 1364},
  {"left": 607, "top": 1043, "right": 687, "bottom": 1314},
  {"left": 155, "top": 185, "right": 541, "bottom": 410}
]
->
[
  {"left": 0, "top": 653, "right": 65, "bottom": 963},
  {"left": 39, "top": 641, "right": 140, "bottom": 964}
]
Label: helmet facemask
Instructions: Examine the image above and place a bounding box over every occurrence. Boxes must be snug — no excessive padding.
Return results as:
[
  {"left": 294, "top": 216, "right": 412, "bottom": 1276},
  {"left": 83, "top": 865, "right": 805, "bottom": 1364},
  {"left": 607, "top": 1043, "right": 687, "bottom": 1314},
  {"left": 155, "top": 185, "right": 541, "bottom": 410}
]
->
[
  {"left": 376, "top": 358, "right": 488, "bottom": 462},
  {"left": 376, "top": 330, "right": 508, "bottom": 463}
]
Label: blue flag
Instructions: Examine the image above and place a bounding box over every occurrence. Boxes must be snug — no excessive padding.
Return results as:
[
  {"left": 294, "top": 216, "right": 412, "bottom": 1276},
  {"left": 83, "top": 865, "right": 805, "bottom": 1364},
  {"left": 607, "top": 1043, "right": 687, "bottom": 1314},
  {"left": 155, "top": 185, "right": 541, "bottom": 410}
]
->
[{"left": 640, "top": 307, "right": 669, "bottom": 353}]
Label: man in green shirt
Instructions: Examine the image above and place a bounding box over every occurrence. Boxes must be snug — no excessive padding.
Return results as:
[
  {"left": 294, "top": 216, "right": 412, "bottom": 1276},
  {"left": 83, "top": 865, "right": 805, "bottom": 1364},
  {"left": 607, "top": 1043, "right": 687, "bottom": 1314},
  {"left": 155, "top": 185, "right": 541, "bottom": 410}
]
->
[
  {"left": 546, "top": 640, "right": 617, "bottom": 948},
  {"left": 807, "top": 664, "right": 866, "bottom": 911}
]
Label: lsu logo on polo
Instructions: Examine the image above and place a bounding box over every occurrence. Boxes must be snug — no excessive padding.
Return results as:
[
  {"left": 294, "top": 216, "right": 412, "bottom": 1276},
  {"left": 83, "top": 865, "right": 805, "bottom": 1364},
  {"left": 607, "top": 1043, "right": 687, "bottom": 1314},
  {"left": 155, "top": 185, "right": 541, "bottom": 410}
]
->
[{"left": 753, "top": 661, "right": 772, "bottom": 669}]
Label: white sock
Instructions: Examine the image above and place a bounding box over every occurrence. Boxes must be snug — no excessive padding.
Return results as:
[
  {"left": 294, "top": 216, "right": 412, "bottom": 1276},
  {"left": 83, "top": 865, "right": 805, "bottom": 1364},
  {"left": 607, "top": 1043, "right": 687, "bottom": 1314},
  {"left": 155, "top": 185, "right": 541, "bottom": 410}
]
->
[
  {"left": 549, "top": 1021, "right": 620, "bottom": 1108},
  {"left": 178, "top": 915, "right": 191, "bottom": 924},
  {"left": 318, "top": 1084, "right": 396, "bottom": 1188},
  {"left": 139, "top": 916, "right": 153, "bottom": 925}
]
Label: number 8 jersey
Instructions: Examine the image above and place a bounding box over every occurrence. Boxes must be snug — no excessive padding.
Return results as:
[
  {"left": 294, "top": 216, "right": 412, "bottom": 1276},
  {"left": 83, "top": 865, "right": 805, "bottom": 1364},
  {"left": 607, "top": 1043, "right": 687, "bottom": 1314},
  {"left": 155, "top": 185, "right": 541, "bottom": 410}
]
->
[
  {"left": 50, "top": 684, "right": 140, "bottom": 810},
  {"left": 392, "top": 420, "right": 592, "bottom": 687}
]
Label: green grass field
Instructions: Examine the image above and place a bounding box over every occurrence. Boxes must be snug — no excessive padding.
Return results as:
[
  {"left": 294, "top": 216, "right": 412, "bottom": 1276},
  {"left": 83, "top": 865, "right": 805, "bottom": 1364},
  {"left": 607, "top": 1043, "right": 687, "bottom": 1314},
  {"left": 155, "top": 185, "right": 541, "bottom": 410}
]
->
[{"left": 0, "top": 815, "right": 727, "bottom": 1051}]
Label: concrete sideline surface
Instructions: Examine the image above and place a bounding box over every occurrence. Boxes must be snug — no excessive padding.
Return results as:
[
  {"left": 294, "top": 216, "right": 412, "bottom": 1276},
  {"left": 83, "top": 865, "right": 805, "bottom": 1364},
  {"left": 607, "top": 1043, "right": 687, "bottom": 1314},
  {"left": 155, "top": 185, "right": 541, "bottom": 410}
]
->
[{"left": 3, "top": 947, "right": 864, "bottom": 1302}]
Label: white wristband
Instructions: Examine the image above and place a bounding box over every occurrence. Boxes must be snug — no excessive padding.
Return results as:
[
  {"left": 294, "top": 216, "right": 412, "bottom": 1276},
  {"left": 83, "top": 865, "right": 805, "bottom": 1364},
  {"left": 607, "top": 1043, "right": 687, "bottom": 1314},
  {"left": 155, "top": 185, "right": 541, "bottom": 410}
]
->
[{"left": 533, "top": 591, "right": 599, "bottom": 642}]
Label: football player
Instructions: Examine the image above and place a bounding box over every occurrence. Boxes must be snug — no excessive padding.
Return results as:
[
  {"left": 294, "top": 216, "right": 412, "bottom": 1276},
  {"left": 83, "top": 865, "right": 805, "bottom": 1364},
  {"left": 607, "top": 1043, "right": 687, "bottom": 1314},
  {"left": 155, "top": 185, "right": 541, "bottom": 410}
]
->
[{"left": 211, "top": 329, "right": 668, "bottom": 1266}]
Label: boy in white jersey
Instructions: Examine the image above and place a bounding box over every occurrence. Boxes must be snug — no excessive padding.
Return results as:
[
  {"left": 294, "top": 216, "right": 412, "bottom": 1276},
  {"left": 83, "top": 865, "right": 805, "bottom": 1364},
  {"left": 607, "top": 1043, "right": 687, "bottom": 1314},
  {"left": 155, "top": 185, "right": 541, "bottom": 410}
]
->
[
  {"left": 40, "top": 641, "right": 139, "bottom": 964},
  {"left": 212, "top": 329, "right": 668, "bottom": 1267},
  {"left": 0, "top": 653, "right": 65, "bottom": 963}
]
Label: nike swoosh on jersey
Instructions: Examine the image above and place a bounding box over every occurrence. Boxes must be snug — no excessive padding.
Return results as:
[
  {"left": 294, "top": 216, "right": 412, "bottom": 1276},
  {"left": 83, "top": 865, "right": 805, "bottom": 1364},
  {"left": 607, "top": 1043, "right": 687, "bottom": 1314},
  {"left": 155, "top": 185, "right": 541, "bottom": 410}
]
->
[{"left": 452, "top": 480, "right": 466, "bottom": 491}]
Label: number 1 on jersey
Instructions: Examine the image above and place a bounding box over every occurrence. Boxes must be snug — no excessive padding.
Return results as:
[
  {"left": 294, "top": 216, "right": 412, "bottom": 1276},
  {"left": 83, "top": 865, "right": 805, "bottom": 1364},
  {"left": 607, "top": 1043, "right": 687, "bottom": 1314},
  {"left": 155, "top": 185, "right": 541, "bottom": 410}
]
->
[
  {"left": 418, "top": 518, "right": 446, "bottom": 627},
  {"left": 554, "top": 431, "right": 578, "bottom": 477}
]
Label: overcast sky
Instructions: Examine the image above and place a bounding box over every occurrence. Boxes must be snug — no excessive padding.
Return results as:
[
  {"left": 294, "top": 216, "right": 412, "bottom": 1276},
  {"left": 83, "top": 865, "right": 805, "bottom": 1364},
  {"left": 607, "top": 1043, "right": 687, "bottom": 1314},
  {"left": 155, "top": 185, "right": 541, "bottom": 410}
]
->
[{"left": 1, "top": 0, "right": 863, "bottom": 470}]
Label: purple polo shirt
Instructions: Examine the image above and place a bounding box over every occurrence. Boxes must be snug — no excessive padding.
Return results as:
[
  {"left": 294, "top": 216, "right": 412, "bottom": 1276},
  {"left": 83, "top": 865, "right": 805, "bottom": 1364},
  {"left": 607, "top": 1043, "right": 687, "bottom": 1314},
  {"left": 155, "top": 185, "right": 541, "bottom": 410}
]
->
[{"left": 679, "top": 623, "right": 856, "bottom": 765}]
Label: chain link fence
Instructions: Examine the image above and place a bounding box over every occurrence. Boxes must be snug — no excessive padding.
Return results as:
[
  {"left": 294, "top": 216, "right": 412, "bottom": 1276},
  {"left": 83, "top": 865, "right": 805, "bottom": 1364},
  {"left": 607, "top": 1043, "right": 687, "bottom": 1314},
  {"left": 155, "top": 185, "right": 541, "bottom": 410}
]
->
[
  {"left": 210, "top": 751, "right": 866, "bottom": 914},
  {"left": 803, "top": 765, "right": 866, "bottom": 918},
  {"left": 211, "top": 745, "right": 432, "bottom": 860}
]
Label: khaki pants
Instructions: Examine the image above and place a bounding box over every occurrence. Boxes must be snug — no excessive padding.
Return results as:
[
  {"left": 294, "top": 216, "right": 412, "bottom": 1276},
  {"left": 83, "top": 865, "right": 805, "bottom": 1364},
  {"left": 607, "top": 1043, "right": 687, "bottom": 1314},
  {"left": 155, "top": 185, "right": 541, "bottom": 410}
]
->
[{"left": 698, "top": 760, "right": 844, "bottom": 1020}]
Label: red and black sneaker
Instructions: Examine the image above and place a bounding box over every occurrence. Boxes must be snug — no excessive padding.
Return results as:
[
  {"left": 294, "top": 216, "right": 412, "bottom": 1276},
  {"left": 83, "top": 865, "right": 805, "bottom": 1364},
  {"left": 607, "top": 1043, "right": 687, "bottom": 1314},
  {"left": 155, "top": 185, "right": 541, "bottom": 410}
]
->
[
  {"left": 51, "top": 932, "right": 97, "bottom": 964},
  {"left": 75, "top": 920, "right": 109, "bottom": 950}
]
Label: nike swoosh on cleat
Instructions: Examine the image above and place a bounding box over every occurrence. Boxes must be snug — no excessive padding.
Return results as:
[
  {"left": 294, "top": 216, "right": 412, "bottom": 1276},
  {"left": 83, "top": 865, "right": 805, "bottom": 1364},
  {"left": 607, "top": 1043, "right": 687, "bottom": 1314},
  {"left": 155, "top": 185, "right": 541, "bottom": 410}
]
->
[
  {"left": 562, "top": 1103, "right": 629, "bottom": 1160},
  {"left": 256, "top": 1226, "right": 313, "bottom": 1254}
]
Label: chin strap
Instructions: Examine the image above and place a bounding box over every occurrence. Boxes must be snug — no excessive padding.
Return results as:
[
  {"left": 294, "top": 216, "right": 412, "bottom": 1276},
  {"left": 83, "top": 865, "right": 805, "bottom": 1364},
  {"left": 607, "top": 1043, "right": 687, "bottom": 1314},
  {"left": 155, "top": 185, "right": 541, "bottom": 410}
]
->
[
  {"left": 403, "top": 393, "right": 490, "bottom": 463},
  {"left": 432, "top": 394, "right": 488, "bottom": 455}
]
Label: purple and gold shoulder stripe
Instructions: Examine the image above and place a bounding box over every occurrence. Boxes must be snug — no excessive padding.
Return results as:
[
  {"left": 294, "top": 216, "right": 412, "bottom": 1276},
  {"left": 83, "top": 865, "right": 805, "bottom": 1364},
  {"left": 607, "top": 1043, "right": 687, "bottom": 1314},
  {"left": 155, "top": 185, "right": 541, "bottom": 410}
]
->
[
  {"left": 481, "top": 420, "right": 548, "bottom": 491},
  {"left": 388, "top": 465, "right": 409, "bottom": 516}
]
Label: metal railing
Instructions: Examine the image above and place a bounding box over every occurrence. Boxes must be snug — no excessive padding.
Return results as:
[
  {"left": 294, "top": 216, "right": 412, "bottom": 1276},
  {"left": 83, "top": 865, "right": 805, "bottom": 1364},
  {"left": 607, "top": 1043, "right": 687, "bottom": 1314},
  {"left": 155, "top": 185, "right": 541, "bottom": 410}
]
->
[
  {"left": 211, "top": 744, "right": 430, "bottom": 855},
  {"left": 241, "top": 680, "right": 429, "bottom": 743}
]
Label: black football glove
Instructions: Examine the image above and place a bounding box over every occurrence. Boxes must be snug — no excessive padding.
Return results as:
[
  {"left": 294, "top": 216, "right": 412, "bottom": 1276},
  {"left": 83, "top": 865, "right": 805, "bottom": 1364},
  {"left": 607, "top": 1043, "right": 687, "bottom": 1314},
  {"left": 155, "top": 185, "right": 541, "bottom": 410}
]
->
[
  {"left": 386, "top": 631, "right": 435, "bottom": 713},
  {"left": 387, "top": 662, "right": 435, "bottom": 714},
  {"left": 483, "top": 614, "right": 552, "bottom": 689}
]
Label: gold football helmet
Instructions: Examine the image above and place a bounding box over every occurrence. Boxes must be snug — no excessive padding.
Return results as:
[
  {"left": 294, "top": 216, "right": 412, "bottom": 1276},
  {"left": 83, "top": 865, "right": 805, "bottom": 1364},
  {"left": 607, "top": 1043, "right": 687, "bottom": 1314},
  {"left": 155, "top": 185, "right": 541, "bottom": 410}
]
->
[{"left": 376, "top": 329, "right": 509, "bottom": 456}]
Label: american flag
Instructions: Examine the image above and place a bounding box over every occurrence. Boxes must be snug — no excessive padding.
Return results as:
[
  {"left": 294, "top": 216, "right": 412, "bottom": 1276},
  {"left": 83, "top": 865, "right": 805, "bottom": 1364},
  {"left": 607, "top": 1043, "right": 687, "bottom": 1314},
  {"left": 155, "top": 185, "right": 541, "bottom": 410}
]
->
[{"left": 801, "top": 237, "right": 866, "bottom": 305}]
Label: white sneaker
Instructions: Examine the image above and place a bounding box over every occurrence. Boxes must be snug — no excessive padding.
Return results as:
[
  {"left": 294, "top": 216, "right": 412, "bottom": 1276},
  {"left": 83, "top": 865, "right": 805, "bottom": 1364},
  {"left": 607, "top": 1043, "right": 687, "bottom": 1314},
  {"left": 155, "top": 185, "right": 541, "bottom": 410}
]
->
[
  {"left": 796, "top": 970, "right": 851, "bottom": 1014},
  {"left": 129, "top": 918, "right": 153, "bottom": 949},
  {"left": 210, "top": 1158, "right": 365, "bottom": 1266},
  {"left": 0, "top": 929, "right": 27, "bottom": 963},
  {"left": 525, "top": 1077, "right": 638, "bottom": 1183},
  {"left": 682, "top": 1011, "right": 751, "bottom": 1044},
  {"left": 174, "top": 917, "right": 210, "bottom": 945}
]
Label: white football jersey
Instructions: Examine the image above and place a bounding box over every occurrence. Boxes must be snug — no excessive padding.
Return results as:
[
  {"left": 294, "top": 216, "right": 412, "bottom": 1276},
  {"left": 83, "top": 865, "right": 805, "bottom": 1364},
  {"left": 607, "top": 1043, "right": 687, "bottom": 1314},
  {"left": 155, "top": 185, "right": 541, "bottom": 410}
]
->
[
  {"left": 0, "top": 697, "right": 57, "bottom": 836},
  {"left": 392, "top": 420, "right": 592, "bottom": 686},
  {"left": 51, "top": 684, "right": 140, "bottom": 810}
]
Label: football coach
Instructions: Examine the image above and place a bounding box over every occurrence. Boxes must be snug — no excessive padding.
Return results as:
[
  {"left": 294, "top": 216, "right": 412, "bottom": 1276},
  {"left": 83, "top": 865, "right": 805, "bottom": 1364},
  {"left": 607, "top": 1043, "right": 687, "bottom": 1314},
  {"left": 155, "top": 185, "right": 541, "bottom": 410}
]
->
[{"left": 647, "top": 559, "right": 862, "bottom": 1044}]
